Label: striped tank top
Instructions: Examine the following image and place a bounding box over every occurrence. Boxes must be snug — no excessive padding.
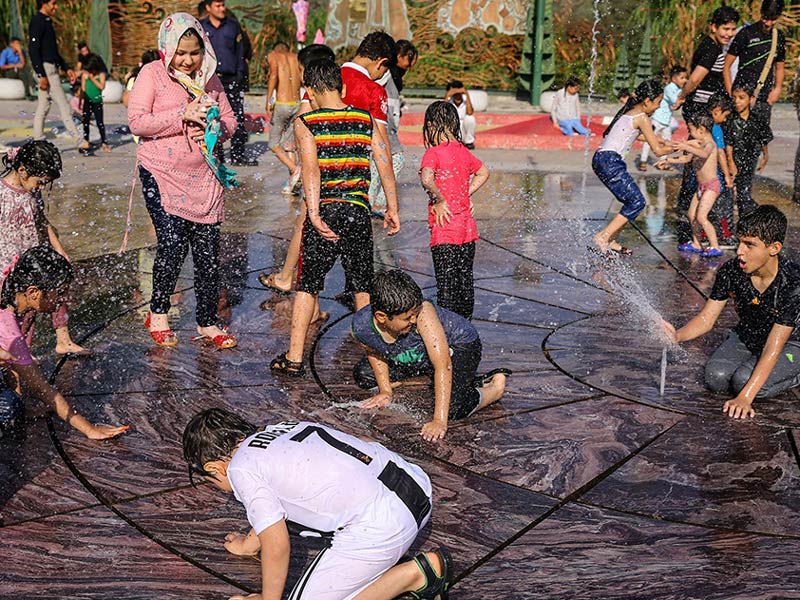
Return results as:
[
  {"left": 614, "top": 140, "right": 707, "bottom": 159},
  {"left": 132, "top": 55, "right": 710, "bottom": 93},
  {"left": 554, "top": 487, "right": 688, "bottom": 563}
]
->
[{"left": 298, "top": 106, "right": 373, "bottom": 210}]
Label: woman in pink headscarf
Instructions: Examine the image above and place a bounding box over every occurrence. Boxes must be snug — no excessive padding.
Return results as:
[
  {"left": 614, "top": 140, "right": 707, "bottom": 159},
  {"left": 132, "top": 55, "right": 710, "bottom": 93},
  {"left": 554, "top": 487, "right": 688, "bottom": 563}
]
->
[{"left": 128, "top": 13, "right": 238, "bottom": 349}]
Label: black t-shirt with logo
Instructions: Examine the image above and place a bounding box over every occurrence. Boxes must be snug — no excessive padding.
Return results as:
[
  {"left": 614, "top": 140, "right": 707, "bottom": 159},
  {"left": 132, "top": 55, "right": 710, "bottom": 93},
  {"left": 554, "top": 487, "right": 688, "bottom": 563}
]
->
[
  {"left": 728, "top": 22, "right": 786, "bottom": 102},
  {"left": 710, "top": 257, "right": 800, "bottom": 354}
]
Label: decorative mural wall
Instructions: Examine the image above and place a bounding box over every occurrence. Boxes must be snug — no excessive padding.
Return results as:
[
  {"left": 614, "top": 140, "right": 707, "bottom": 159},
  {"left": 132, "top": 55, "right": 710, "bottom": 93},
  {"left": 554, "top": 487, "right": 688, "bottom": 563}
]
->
[{"left": 80, "top": 0, "right": 526, "bottom": 91}]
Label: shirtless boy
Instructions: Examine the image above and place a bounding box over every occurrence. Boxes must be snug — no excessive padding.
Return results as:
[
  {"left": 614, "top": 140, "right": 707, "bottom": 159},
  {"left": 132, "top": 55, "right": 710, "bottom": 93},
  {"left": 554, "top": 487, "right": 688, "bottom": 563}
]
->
[
  {"left": 670, "top": 114, "right": 724, "bottom": 257},
  {"left": 265, "top": 42, "right": 302, "bottom": 192}
]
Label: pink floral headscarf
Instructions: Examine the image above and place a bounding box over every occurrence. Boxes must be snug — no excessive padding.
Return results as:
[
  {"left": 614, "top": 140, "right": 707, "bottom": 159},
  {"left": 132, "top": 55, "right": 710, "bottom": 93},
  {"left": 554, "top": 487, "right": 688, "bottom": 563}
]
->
[{"left": 158, "top": 12, "right": 218, "bottom": 94}]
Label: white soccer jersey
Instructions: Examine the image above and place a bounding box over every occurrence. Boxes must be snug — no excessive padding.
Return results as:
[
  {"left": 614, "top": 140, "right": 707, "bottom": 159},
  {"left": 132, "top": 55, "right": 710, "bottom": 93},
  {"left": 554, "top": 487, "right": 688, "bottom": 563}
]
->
[{"left": 227, "top": 421, "right": 430, "bottom": 536}]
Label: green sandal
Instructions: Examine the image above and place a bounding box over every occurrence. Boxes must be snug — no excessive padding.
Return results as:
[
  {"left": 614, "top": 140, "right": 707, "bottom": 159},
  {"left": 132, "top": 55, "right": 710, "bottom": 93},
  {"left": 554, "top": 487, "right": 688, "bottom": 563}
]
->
[{"left": 409, "top": 547, "right": 452, "bottom": 600}]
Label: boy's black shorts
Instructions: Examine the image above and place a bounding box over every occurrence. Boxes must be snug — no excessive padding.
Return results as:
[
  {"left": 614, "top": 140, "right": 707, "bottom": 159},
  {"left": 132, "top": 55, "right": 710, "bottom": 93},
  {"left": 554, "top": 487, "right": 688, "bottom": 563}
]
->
[{"left": 297, "top": 202, "right": 374, "bottom": 295}]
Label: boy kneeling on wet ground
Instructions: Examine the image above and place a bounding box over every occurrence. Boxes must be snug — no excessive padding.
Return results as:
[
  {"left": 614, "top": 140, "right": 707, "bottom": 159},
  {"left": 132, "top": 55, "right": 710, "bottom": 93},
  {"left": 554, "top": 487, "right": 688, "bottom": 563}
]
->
[
  {"left": 664, "top": 205, "right": 800, "bottom": 418},
  {"left": 352, "top": 270, "right": 510, "bottom": 441},
  {"left": 183, "top": 408, "right": 452, "bottom": 600}
]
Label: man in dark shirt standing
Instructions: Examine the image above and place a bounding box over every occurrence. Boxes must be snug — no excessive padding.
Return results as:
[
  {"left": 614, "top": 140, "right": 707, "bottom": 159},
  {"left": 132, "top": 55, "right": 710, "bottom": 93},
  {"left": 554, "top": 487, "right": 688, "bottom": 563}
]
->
[
  {"left": 664, "top": 206, "right": 800, "bottom": 419},
  {"left": 724, "top": 0, "right": 786, "bottom": 121},
  {"left": 29, "top": 0, "right": 81, "bottom": 141},
  {"left": 200, "top": 0, "right": 255, "bottom": 166},
  {"left": 672, "top": 6, "right": 739, "bottom": 246}
]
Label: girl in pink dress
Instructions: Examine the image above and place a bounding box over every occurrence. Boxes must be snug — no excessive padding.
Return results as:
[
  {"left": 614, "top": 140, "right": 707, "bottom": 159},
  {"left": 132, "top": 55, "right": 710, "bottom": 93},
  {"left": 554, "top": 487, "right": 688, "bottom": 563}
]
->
[
  {"left": 419, "top": 101, "right": 489, "bottom": 320},
  {"left": 0, "top": 141, "right": 89, "bottom": 356}
]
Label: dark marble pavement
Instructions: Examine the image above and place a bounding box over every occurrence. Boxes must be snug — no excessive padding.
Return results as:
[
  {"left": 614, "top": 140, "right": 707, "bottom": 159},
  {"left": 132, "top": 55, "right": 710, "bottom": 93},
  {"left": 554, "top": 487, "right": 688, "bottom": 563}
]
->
[{"left": 2, "top": 172, "right": 800, "bottom": 598}]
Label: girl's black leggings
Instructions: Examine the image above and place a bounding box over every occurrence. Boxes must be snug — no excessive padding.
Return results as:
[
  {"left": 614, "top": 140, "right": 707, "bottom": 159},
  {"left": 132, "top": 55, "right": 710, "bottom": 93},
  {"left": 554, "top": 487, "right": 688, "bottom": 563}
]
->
[
  {"left": 140, "top": 167, "right": 221, "bottom": 327},
  {"left": 432, "top": 241, "right": 475, "bottom": 320},
  {"left": 82, "top": 97, "right": 106, "bottom": 144}
]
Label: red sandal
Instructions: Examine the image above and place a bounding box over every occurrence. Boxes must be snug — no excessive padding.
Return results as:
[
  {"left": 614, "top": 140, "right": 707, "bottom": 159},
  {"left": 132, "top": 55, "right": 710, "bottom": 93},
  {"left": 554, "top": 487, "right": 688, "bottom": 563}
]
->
[
  {"left": 192, "top": 327, "right": 237, "bottom": 350},
  {"left": 144, "top": 312, "right": 178, "bottom": 347}
]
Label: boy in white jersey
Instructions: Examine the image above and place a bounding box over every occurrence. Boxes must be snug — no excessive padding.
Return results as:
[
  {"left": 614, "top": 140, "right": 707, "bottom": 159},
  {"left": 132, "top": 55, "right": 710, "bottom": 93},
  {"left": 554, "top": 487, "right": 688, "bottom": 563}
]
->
[{"left": 182, "top": 408, "right": 452, "bottom": 600}]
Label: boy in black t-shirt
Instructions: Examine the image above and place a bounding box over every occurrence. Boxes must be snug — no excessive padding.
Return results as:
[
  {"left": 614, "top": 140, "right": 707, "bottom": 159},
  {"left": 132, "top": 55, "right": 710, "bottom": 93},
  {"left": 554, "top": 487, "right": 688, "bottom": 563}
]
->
[
  {"left": 724, "top": 83, "right": 772, "bottom": 217},
  {"left": 723, "top": 0, "right": 786, "bottom": 112},
  {"left": 664, "top": 206, "right": 800, "bottom": 418}
]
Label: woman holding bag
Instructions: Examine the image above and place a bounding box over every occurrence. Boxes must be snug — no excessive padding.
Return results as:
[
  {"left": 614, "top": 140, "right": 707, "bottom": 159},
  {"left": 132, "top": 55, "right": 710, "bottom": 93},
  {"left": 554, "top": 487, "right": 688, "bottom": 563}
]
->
[{"left": 128, "top": 12, "right": 238, "bottom": 349}]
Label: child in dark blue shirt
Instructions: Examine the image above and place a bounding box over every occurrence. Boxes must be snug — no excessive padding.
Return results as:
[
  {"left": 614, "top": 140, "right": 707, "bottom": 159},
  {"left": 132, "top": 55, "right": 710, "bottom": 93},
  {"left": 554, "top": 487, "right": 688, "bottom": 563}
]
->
[{"left": 351, "top": 270, "right": 509, "bottom": 442}]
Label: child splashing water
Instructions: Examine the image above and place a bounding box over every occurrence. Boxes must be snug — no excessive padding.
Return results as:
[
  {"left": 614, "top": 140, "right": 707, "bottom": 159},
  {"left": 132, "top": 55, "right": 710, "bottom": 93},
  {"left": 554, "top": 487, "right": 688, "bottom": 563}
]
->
[
  {"left": 79, "top": 54, "right": 109, "bottom": 153},
  {"left": 0, "top": 141, "right": 90, "bottom": 355},
  {"left": 419, "top": 101, "right": 489, "bottom": 320},
  {"left": 592, "top": 80, "right": 676, "bottom": 255},
  {"left": 670, "top": 114, "right": 724, "bottom": 257},
  {"left": 1, "top": 246, "right": 128, "bottom": 439}
]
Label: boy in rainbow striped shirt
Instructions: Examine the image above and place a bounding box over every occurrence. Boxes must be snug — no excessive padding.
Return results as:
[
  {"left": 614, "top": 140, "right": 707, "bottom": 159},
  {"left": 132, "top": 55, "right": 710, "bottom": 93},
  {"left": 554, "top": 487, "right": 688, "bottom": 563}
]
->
[{"left": 271, "top": 58, "right": 400, "bottom": 377}]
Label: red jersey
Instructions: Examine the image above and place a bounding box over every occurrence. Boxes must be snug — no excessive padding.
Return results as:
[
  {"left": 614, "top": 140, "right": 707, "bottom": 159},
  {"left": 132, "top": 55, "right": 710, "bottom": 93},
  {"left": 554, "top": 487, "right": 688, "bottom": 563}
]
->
[{"left": 341, "top": 62, "right": 388, "bottom": 124}]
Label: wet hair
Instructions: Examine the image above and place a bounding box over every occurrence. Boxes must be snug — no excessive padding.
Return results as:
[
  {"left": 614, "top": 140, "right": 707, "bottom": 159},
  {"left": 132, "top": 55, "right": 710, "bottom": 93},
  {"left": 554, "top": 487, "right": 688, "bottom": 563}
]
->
[
  {"left": 736, "top": 205, "right": 786, "bottom": 245},
  {"left": 604, "top": 79, "right": 663, "bottom": 137},
  {"left": 446, "top": 80, "right": 464, "bottom": 91},
  {"left": 711, "top": 6, "right": 739, "bottom": 26},
  {"left": 0, "top": 246, "right": 73, "bottom": 310},
  {"left": 302, "top": 59, "right": 342, "bottom": 93},
  {"left": 182, "top": 408, "right": 257, "bottom": 485},
  {"left": 355, "top": 31, "right": 397, "bottom": 67},
  {"left": 180, "top": 27, "right": 205, "bottom": 50},
  {"left": 423, "top": 100, "right": 461, "bottom": 148},
  {"left": 707, "top": 92, "right": 734, "bottom": 114},
  {"left": 129, "top": 49, "right": 160, "bottom": 82},
  {"left": 732, "top": 81, "right": 755, "bottom": 97},
  {"left": 687, "top": 113, "right": 714, "bottom": 132},
  {"left": 396, "top": 39, "right": 418, "bottom": 62},
  {"left": 669, "top": 65, "right": 687, "bottom": 78},
  {"left": 83, "top": 54, "right": 103, "bottom": 75},
  {"left": 371, "top": 270, "right": 424, "bottom": 317},
  {"left": 565, "top": 76, "right": 581, "bottom": 88},
  {"left": 761, "top": 0, "right": 784, "bottom": 20},
  {"left": 298, "top": 44, "right": 336, "bottom": 68},
  {"left": 1, "top": 139, "right": 62, "bottom": 181}
]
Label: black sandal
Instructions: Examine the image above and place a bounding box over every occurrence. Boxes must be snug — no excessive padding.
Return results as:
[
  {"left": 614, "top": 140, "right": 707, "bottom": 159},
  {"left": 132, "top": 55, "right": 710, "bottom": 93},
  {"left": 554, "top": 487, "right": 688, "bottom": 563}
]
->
[
  {"left": 270, "top": 352, "right": 306, "bottom": 377},
  {"left": 473, "top": 368, "right": 513, "bottom": 388},
  {"left": 409, "top": 547, "right": 452, "bottom": 599}
]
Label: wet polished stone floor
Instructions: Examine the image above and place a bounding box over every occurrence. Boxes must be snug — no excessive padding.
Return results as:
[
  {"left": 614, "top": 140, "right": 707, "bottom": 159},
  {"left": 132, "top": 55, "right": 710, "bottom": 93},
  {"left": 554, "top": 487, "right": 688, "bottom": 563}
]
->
[{"left": 1, "top": 161, "right": 800, "bottom": 599}]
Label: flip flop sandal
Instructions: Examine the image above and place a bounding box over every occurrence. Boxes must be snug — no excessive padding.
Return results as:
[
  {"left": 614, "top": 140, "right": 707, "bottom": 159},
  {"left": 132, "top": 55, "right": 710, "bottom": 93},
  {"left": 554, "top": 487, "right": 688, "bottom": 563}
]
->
[
  {"left": 192, "top": 328, "right": 238, "bottom": 350},
  {"left": 270, "top": 352, "right": 306, "bottom": 377},
  {"left": 409, "top": 547, "right": 453, "bottom": 600},
  {"left": 473, "top": 367, "right": 513, "bottom": 388},
  {"left": 608, "top": 245, "right": 633, "bottom": 256},
  {"left": 144, "top": 312, "right": 178, "bottom": 347},
  {"left": 258, "top": 272, "right": 292, "bottom": 295}
]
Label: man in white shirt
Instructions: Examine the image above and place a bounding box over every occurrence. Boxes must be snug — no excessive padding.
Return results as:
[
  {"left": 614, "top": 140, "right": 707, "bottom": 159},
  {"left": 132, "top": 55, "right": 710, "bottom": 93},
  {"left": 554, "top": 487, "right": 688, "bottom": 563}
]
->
[
  {"left": 182, "top": 408, "right": 451, "bottom": 600},
  {"left": 444, "top": 80, "right": 476, "bottom": 149}
]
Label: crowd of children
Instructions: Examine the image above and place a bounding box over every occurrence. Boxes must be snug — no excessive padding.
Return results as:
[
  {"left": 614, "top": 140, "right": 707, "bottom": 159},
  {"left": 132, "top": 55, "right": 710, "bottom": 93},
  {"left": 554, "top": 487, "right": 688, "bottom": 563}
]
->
[{"left": 2, "top": 1, "right": 800, "bottom": 597}]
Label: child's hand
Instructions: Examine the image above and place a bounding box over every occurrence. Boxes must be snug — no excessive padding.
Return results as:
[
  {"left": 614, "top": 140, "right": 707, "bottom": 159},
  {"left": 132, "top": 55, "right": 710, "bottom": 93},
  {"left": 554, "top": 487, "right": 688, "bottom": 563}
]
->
[
  {"left": 0, "top": 347, "right": 18, "bottom": 363},
  {"left": 383, "top": 209, "right": 400, "bottom": 236},
  {"left": 661, "top": 320, "right": 678, "bottom": 344},
  {"left": 729, "top": 163, "right": 738, "bottom": 178},
  {"left": 183, "top": 96, "right": 211, "bottom": 126},
  {"left": 431, "top": 201, "right": 452, "bottom": 227},
  {"left": 757, "top": 154, "right": 768, "bottom": 173},
  {"left": 309, "top": 216, "right": 339, "bottom": 242},
  {"left": 421, "top": 419, "right": 447, "bottom": 442},
  {"left": 361, "top": 393, "right": 392, "bottom": 409},
  {"left": 722, "top": 396, "right": 755, "bottom": 419},
  {"left": 187, "top": 124, "right": 205, "bottom": 142},
  {"left": 85, "top": 423, "right": 130, "bottom": 440},
  {"left": 725, "top": 174, "right": 735, "bottom": 188},
  {"left": 224, "top": 532, "right": 260, "bottom": 556}
]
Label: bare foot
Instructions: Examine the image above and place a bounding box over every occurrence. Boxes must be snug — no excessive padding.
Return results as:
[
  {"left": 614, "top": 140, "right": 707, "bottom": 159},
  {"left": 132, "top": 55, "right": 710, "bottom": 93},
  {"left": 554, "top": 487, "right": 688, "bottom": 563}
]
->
[
  {"left": 102, "top": 143, "right": 111, "bottom": 153},
  {"left": 78, "top": 141, "right": 91, "bottom": 150},
  {"left": 593, "top": 233, "right": 610, "bottom": 253},
  {"left": 197, "top": 324, "right": 230, "bottom": 339},
  {"left": 55, "top": 341, "right": 92, "bottom": 356},
  {"left": 86, "top": 424, "right": 130, "bottom": 440}
]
